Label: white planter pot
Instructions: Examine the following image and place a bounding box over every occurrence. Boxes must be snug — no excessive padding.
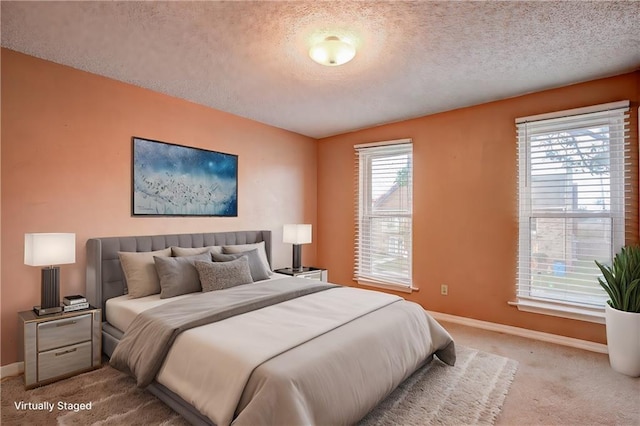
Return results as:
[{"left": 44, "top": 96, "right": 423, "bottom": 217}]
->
[{"left": 605, "top": 304, "right": 640, "bottom": 377}]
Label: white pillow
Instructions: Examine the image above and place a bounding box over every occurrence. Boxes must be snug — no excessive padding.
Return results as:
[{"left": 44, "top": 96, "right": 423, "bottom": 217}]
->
[
  {"left": 118, "top": 248, "right": 172, "bottom": 298},
  {"left": 223, "top": 241, "right": 272, "bottom": 275}
]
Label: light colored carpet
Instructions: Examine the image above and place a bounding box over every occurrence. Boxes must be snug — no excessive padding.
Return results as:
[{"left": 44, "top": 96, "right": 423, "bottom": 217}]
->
[
  {"left": 1, "top": 345, "right": 517, "bottom": 426},
  {"left": 440, "top": 322, "right": 640, "bottom": 426}
]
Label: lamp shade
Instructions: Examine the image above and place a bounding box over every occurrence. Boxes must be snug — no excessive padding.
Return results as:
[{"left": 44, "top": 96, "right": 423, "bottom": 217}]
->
[
  {"left": 283, "top": 224, "right": 312, "bottom": 245},
  {"left": 25, "top": 233, "right": 76, "bottom": 266}
]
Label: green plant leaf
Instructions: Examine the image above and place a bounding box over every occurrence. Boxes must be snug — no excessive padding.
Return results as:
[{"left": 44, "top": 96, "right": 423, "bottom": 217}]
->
[
  {"left": 596, "top": 260, "right": 621, "bottom": 309},
  {"left": 596, "top": 246, "right": 640, "bottom": 312},
  {"left": 626, "top": 278, "right": 640, "bottom": 313}
]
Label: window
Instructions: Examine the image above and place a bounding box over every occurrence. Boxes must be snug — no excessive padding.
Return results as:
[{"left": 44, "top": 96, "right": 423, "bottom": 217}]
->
[
  {"left": 355, "top": 139, "right": 413, "bottom": 291},
  {"left": 515, "top": 101, "right": 633, "bottom": 322}
]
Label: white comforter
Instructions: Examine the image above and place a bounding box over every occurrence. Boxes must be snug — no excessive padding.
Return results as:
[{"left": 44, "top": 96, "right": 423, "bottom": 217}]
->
[
  {"left": 157, "top": 287, "right": 403, "bottom": 425},
  {"left": 110, "top": 280, "right": 455, "bottom": 426}
]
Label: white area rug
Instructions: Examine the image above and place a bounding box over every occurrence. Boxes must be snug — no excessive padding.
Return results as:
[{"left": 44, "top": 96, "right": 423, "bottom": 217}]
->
[
  {"left": 1, "top": 345, "right": 517, "bottom": 425},
  {"left": 359, "top": 345, "right": 518, "bottom": 425}
]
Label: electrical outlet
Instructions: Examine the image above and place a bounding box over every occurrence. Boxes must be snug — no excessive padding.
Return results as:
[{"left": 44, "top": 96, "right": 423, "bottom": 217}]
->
[{"left": 441, "top": 284, "right": 448, "bottom": 296}]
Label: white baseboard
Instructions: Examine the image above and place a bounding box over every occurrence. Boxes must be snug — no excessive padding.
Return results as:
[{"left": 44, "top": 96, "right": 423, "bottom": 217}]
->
[
  {"left": 428, "top": 311, "right": 608, "bottom": 354},
  {"left": 1, "top": 361, "right": 24, "bottom": 379}
]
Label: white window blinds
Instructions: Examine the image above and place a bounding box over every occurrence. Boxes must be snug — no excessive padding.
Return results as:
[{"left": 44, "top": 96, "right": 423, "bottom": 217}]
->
[
  {"left": 516, "top": 101, "right": 633, "bottom": 320},
  {"left": 355, "top": 140, "right": 413, "bottom": 290}
]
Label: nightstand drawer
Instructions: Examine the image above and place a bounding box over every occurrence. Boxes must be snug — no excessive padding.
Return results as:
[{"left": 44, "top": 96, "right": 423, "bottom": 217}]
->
[
  {"left": 38, "top": 341, "right": 92, "bottom": 382},
  {"left": 37, "top": 314, "right": 91, "bottom": 351},
  {"left": 20, "top": 308, "right": 101, "bottom": 388},
  {"left": 300, "top": 270, "right": 322, "bottom": 280}
]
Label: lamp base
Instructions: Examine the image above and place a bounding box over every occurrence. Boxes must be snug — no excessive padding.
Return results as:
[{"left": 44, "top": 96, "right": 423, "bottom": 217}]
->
[
  {"left": 292, "top": 244, "right": 303, "bottom": 272},
  {"left": 41, "top": 266, "right": 61, "bottom": 310},
  {"left": 33, "top": 305, "right": 63, "bottom": 316}
]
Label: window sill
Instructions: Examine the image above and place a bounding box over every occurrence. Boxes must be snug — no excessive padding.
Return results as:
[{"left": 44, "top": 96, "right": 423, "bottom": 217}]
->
[
  {"left": 355, "top": 279, "right": 417, "bottom": 294},
  {"left": 509, "top": 298, "right": 605, "bottom": 324}
]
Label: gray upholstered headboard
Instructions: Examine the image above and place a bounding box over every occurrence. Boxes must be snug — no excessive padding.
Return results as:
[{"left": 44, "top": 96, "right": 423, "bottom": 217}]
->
[{"left": 86, "top": 230, "right": 272, "bottom": 321}]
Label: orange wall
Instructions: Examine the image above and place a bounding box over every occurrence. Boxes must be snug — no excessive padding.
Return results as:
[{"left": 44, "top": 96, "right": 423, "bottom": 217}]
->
[
  {"left": 0, "top": 49, "right": 318, "bottom": 366},
  {"left": 2, "top": 47, "right": 638, "bottom": 367},
  {"left": 317, "top": 71, "right": 640, "bottom": 344}
]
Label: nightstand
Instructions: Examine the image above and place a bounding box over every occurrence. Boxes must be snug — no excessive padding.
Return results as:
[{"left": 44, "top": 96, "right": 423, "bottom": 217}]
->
[
  {"left": 18, "top": 308, "right": 102, "bottom": 389},
  {"left": 274, "top": 267, "right": 328, "bottom": 282}
]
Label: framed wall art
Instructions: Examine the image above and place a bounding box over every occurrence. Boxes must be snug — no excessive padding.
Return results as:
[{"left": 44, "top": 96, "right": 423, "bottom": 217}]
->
[{"left": 132, "top": 137, "right": 238, "bottom": 216}]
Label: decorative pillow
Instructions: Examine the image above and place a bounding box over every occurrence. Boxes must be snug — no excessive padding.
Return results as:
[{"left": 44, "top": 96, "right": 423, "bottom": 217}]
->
[
  {"left": 171, "top": 245, "right": 222, "bottom": 257},
  {"left": 154, "top": 253, "right": 211, "bottom": 298},
  {"left": 195, "top": 257, "right": 253, "bottom": 292},
  {"left": 212, "top": 249, "right": 270, "bottom": 282},
  {"left": 118, "top": 248, "right": 172, "bottom": 299},
  {"left": 223, "top": 241, "right": 272, "bottom": 275}
]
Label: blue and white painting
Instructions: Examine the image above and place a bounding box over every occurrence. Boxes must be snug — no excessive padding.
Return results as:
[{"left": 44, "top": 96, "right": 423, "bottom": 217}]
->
[{"left": 132, "top": 137, "right": 238, "bottom": 216}]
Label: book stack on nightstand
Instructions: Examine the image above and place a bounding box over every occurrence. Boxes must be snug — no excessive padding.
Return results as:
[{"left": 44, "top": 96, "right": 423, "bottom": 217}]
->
[{"left": 62, "top": 294, "right": 89, "bottom": 312}]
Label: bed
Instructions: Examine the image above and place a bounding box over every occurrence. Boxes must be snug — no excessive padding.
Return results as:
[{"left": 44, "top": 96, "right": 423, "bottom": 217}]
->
[{"left": 86, "top": 230, "right": 455, "bottom": 426}]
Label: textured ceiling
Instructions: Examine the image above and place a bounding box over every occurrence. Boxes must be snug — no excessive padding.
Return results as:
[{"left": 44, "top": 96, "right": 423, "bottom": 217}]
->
[{"left": 2, "top": 1, "right": 639, "bottom": 138}]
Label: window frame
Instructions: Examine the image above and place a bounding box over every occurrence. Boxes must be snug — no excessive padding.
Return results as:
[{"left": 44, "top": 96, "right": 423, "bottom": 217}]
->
[
  {"left": 354, "top": 139, "right": 414, "bottom": 292},
  {"left": 514, "top": 101, "right": 631, "bottom": 323}
]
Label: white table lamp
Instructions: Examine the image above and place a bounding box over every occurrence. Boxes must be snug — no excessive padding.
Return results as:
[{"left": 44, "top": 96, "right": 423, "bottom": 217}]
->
[
  {"left": 283, "top": 224, "right": 312, "bottom": 271},
  {"left": 25, "top": 233, "right": 76, "bottom": 315}
]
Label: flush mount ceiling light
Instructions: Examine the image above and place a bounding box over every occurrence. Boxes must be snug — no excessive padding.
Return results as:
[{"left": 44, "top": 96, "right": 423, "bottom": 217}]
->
[{"left": 309, "top": 36, "right": 356, "bottom": 66}]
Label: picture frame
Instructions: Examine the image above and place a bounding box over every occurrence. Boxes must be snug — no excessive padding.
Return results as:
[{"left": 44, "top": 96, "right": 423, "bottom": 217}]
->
[{"left": 132, "top": 137, "right": 238, "bottom": 216}]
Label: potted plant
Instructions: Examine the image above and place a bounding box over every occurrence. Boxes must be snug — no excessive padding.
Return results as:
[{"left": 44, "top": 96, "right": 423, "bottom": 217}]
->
[{"left": 595, "top": 245, "right": 640, "bottom": 377}]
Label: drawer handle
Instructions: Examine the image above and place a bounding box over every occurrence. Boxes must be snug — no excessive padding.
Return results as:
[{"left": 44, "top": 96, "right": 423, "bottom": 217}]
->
[
  {"left": 56, "top": 320, "right": 77, "bottom": 327},
  {"left": 55, "top": 348, "right": 78, "bottom": 356}
]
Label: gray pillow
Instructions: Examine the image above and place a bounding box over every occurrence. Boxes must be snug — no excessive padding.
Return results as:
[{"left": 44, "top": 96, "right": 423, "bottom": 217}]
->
[
  {"left": 195, "top": 257, "right": 253, "bottom": 292},
  {"left": 223, "top": 242, "right": 272, "bottom": 275},
  {"left": 171, "top": 245, "right": 223, "bottom": 257},
  {"left": 154, "top": 253, "right": 211, "bottom": 299},
  {"left": 212, "top": 249, "right": 270, "bottom": 282}
]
